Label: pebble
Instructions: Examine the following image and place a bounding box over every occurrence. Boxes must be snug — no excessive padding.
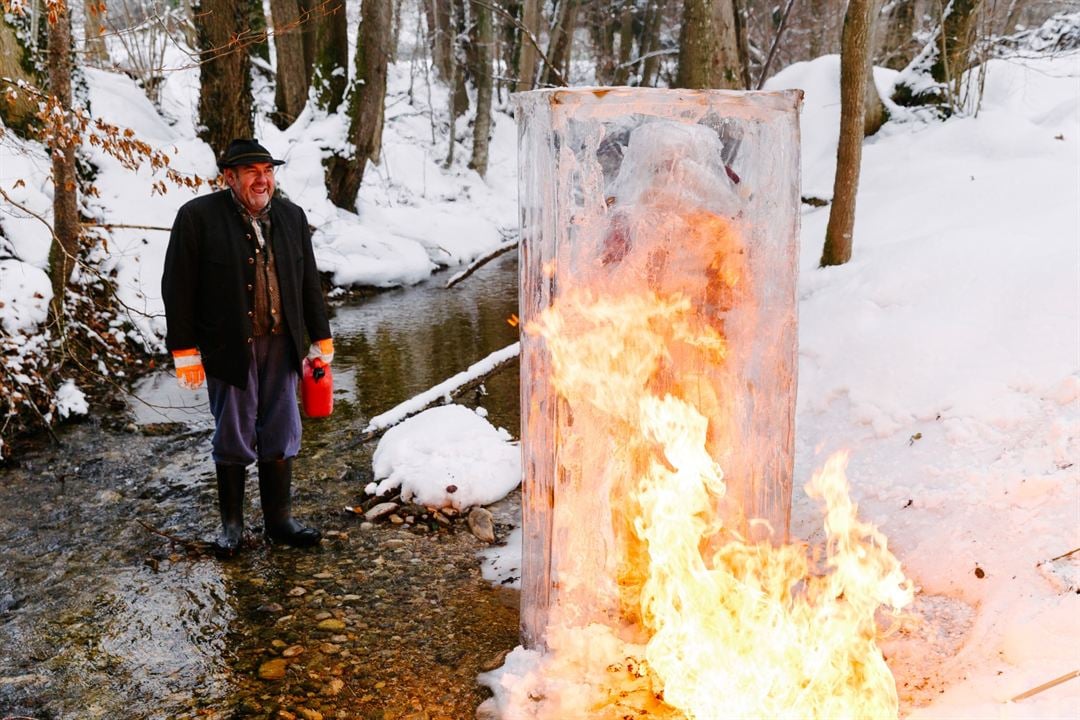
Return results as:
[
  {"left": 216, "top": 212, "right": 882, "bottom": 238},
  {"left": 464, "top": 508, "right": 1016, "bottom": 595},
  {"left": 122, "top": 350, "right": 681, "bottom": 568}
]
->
[
  {"left": 467, "top": 507, "right": 495, "bottom": 543},
  {"left": 257, "top": 658, "right": 288, "bottom": 681},
  {"left": 389, "top": 514, "right": 404, "bottom": 524},
  {"left": 364, "top": 502, "right": 399, "bottom": 521},
  {"left": 319, "top": 642, "right": 342, "bottom": 654},
  {"left": 257, "top": 603, "right": 284, "bottom": 613},
  {"left": 287, "top": 586, "right": 308, "bottom": 597},
  {"left": 282, "top": 645, "right": 305, "bottom": 658},
  {"left": 297, "top": 708, "right": 323, "bottom": 720},
  {"left": 314, "top": 572, "right": 334, "bottom": 580},
  {"left": 315, "top": 611, "right": 333, "bottom": 621},
  {"left": 324, "top": 678, "right": 345, "bottom": 696},
  {"left": 317, "top": 618, "right": 346, "bottom": 631}
]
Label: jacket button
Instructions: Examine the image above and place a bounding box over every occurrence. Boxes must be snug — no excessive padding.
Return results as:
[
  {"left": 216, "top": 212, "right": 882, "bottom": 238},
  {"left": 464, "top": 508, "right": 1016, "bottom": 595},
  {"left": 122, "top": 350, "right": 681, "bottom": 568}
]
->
[
  {"left": 247, "top": 257, "right": 255, "bottom": 264},
  {"left": 246, "top": 283, "right": 253, "bottom": 291},
  {"left": 247, "top": 337, "right": 254, "bottom": 344},
  {"left": 247, "top": 311, "right": 254, "bottom": 318}
]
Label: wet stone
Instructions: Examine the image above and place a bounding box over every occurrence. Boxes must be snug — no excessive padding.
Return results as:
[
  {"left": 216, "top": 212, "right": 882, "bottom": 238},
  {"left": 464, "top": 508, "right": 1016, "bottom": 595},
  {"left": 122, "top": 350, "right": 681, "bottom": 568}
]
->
[
  {"left": 282, "top": 645, "right": 305, "bottom": 658},
  {"left": 288, "top": 587, "right": 308, "bottom": 597},
  {"left": 316, "top": 618, "right": 346, "bottom": 632},
  {"left": 467, "top": 508, "right": 495, "bottom": 543},
  {"left": 258, "top": 658, "right": 288, "bottom": 681},
  {"left": 364, "top": 502, "right": 399, "bottom": 521}
]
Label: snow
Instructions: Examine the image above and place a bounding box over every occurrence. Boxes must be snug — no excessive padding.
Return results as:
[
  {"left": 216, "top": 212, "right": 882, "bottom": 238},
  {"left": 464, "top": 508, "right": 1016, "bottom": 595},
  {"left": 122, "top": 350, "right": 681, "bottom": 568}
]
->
[
  {"left": 54, "top": 379, "right": 89, "bottom": 419},
  {"left": 0, "top": 19, "right": 1077, "bottom": 718},
  {"left": 368, "top": 404, "right": 520, "bottom": 510}
]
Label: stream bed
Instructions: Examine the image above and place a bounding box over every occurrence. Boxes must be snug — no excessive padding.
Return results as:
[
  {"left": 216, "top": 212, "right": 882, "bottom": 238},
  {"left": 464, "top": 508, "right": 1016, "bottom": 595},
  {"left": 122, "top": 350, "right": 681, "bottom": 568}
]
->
[{"left": 0, "top": 253, "right": 522, "bottom": 719}]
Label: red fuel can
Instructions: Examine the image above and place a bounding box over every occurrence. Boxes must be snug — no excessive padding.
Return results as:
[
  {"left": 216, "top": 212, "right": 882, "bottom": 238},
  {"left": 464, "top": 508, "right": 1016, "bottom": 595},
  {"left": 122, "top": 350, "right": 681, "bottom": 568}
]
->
[{"left": 301, "top": 357, "right": 333, "bottom": 418}]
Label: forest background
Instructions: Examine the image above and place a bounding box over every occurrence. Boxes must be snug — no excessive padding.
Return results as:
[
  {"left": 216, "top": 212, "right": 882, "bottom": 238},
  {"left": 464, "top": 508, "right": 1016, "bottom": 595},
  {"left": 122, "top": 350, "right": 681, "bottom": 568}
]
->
[{"left": 0, "top": 0, "right": 1075, "bottom": 457}]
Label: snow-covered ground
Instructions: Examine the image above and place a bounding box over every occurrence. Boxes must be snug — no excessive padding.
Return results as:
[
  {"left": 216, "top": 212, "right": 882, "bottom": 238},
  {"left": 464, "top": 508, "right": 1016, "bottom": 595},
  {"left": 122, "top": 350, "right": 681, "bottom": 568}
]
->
[{"left": 1, "top": 20, "right": 1077, "bottom": 718}]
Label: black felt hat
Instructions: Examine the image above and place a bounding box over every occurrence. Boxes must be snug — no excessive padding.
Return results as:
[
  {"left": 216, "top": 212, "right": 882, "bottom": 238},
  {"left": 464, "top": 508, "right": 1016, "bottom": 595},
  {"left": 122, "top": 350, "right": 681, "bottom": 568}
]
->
[{"left": 218, "top": 138, "right": 286, "bottom": 169}]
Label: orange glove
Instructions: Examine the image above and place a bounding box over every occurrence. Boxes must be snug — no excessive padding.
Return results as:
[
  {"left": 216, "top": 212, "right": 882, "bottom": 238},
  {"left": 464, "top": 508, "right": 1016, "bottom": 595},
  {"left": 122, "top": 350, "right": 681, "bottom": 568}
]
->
[
  {"left": 172, "top": 348, "right": 205, "bottom": 389},
  {"left": 307, "top": 338, "right": 334, "bottom": 364}
]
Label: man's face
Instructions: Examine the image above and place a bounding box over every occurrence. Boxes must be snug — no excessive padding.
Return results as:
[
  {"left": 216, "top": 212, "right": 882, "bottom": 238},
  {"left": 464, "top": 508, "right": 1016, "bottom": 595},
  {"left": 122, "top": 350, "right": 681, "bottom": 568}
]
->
[{"left": 225, "top": 162, "right": 276, "bottom": 214}]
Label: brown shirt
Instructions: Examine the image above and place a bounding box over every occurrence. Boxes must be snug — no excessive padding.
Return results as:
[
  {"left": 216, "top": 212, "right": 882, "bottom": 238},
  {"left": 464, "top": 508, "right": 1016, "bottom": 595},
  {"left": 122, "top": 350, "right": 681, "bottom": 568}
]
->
[{"left": 232, "top": 192, "right": 286, "bottom": 336}]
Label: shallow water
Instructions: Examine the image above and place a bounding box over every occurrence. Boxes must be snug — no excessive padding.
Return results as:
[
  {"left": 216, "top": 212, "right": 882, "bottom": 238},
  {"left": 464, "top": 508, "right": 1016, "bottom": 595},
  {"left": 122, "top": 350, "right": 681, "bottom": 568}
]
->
[{"left": 0, "top": 253, "right": 522, "bottom": 719}]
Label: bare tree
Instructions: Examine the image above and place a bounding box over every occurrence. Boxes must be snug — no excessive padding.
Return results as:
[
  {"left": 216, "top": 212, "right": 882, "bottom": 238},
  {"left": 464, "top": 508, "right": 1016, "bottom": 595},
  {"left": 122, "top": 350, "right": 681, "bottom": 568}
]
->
[
  {"left": 83, "top": 0, "right": 109, "bottom": 65},
  {"left": 676, "top": 0, "right": 747, "bottom": 88},
  {"left": 269, "top": 0, "right": 309, "bottom": 127},
  {"left": 469, "top": 0, "right": 494, "bottom": 176},
  {"left": 611, "top": 0, "right": 635, "bottom": 86},
  {"left": 820, "top": 0, "right": 874, "bottom": 266},
  {"left": 324, "top": 0, "right": 391, "bottom": 209},
  {"left": 541, "top": 0, "right": 580, "bottom": 85},
  {"left": 195, "top": 0, "right": 255, "bottom": 158},
  {"left": 516, "top": 0, "right": 541, "bottom": 89},
  {"left": 892, "top": 0, "right": 985, "bottom": 111},
  {"left": 639, "top": 0, "right": 670, "bottom": 86},
  {"left": 312, "top": 0, "right": 349, "bottom": 111},
  {"left": 46, "top": 4, "right": 80, "bottom": 318}
]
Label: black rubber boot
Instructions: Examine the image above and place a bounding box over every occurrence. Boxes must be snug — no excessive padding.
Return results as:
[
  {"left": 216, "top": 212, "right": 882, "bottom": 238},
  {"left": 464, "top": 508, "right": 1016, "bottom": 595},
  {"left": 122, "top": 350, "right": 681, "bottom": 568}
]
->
[
  {"left": 213, "top": 463, "right": 246, "bottom": 558},
  {"left": 258, "top": 458, "right": 321, "bottom": 548}
]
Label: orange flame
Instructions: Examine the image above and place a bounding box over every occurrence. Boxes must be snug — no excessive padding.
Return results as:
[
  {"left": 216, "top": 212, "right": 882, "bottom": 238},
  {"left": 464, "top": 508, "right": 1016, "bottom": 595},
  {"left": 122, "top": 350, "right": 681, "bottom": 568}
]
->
[{"left": 522, "top": 269, "right": 913, "bottom": 718}]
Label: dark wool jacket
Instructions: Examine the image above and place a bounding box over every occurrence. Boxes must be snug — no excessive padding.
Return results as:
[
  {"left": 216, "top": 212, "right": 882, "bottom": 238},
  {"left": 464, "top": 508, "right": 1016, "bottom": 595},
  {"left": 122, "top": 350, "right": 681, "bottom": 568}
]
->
[{"left": 162, "top": 189, "right": 331, "bottom": 389}]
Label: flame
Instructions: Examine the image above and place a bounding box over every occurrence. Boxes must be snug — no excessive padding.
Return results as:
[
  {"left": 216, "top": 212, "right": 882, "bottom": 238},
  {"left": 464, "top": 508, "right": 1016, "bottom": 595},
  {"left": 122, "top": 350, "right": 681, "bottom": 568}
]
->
[{"left": 521, "top": 213, "right": 913, "bottom": 718}]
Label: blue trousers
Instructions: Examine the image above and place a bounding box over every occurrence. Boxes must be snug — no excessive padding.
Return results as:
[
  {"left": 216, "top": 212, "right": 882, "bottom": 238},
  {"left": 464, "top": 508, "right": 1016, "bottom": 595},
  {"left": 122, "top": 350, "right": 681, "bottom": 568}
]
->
[{"left": 207, "top": 334, "right": 301, "bottom": 466}]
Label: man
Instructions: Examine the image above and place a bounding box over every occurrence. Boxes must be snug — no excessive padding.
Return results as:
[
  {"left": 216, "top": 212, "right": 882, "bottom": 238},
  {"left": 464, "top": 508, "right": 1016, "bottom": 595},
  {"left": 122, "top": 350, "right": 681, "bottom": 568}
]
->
[{"left": 162, "top": 138, "right": 333, "bottom": 557}]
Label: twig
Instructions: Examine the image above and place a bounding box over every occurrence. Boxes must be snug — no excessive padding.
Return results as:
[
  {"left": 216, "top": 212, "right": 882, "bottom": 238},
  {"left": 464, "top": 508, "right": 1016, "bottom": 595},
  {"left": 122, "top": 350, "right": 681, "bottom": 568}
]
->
[
  {"left": 136, "top": 518, "right": 213, "bottom": 554},
  {"left": 83, "top": 221, "right": 172, "bottom": 232},
  {"left": 1046, "top": 546, "right": 1080, "bottom": 563},
  {"left": 1009, "top": 669, "right": 1080, "bottom": 702},
  {"left": 756, "top": 0, "right": 799, "bottom": 89},
  {"left": 445, "top": 238, "right": 517, "bottom": 288}
]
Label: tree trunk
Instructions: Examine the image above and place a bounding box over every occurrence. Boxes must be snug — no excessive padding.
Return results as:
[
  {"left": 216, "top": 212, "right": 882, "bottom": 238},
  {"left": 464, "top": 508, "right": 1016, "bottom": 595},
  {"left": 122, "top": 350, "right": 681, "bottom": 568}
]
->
[
  {"left": 612, "top": 1, "right": 635, "bottom": 86},
  {"left": 878, "top": 0, "right": 918, "bottom": 69},
  {"left": 324, "top": 0, "right": 391, "bottom": 209},
  {"left": 863, "top": 0, "right": 887, "bottom": 136},
  {"left": 516, "top": 0, "right": 541, "bottom": 90},
  {"left": 821, "top": 0, "right": 873, "bottom": 267},
  {"left": 892, "top": 0, "right": 983, "bottom": 109},
  {"left": 930, "top": 0, "right": 981, "bottom": 87},
  {"left": 541, "top": 0, "right": 579, "bottom": 86},
  {"left": 247, "top": 0, "right": 272, "bottom": 65},
  {"left": 591, "top": 7, "right": 618, "bottom": 85},
  {"left": 269, "top": 0, "right": 309, "bottom": 128},
  {"left": 675, "top": 0, "right": 746, "bottom": 89},
  {"left": 298, "top": 0, "right": 317, "bottom": 84},
  {"left": 0, "top": 15, "right": 40, "bottom": 133},
  {"left": 639, "top": 0, "right": 668, "bottom": 87},
  {"left": 469, "top": 0, "right": 494, "bottom": 176},
  {"left": 732, "top": 0, "right": 751, "bottom": 88},
  {"left": 312, "top": 0, "right": 349, "bottom": 111},
  {"left": 195, "top": 0, "right": 255, "bottom": 159},
  {"left": 424, "top": 0, "right": 453, "bottom": 79},
  {"left": 83, "top": 0, "right": 109, "bottom": 65},
  {"left": 46, "top": 6, "right": 80, "bottom": 318}
]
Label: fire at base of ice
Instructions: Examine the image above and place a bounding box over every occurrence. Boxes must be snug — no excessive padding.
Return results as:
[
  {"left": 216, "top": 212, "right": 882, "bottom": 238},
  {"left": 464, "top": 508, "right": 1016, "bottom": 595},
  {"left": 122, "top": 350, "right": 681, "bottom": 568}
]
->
[{"left": 481, "top": 288, "right": 914, "bottom": 720}]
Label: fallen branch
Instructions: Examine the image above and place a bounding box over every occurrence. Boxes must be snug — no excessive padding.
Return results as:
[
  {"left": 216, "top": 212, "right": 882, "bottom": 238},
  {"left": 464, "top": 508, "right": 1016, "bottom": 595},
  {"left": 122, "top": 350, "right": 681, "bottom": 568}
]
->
[
  {"left": 1009, "top": 669, "right": 1080, "bottom": 702},
  {"left": 445, "top": 238, "right": 518, "bottom": 288},
  {"left": 349, "top": 342, "right": 520, "bottom": 446},
  {"left": 83, "top": 221, "right": 172, "bottom": 232},
  {"left": 1046, "top": 546, "right": 1080, "bottom": 563},
  {"left": 136, "top": 518, "right": 212, "bottom": 554}
]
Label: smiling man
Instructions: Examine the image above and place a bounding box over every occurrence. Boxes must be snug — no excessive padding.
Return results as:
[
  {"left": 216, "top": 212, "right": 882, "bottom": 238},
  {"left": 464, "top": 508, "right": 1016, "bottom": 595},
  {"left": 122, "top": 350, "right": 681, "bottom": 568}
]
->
[{"left": 161, "top": 138, "right": 334, "bottom": 557}]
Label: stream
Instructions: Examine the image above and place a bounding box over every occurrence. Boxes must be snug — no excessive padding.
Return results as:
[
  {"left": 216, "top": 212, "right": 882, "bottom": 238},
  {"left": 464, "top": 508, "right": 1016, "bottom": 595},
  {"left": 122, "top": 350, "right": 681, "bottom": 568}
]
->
[{"left": 0, "top": 252, "right": 522, "bottom": 719}]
